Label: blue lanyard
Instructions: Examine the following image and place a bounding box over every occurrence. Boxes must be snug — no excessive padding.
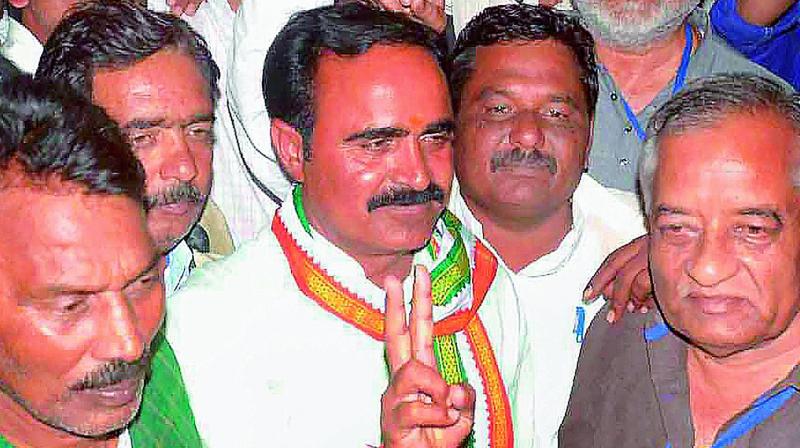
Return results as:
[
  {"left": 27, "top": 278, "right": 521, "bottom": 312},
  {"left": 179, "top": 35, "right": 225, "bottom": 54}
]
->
[
  {"left": 621, "top": 23, "right": 694, "bottom": 141},
  {"left": 663, "top": 380, "right": 797, "bottom": 448},
  {"left": 573, "top": 306, "right": 586, "bottom": 343}
]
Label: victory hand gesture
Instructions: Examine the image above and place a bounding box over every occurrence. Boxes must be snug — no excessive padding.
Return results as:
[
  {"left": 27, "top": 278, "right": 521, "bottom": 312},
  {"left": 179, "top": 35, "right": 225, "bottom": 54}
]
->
[{"left": 381, "top": 265, "right": 475, "bottom": 448}]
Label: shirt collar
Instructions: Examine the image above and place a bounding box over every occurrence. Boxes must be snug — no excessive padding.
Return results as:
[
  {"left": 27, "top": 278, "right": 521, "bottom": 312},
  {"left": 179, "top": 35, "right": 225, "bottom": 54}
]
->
[{"left": 449, "top": 177, "right": 586, "bottom": 278}]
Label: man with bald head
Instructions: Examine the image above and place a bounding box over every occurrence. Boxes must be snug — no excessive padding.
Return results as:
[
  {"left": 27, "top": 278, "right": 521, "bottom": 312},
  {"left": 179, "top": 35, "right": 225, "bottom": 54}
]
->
[{"left": 561, "top": 74, "right": 800, "bottom": 447}]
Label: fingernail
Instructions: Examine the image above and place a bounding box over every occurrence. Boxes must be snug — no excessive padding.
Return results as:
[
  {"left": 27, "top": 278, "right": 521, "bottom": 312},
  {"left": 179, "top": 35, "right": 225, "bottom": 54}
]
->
[
  {"left": 582, "top": 285, "right": 593, "bottom": 303},
  {"left": 606, "top": 310, "right": 615, "bottom": 323},
  {"left": 447, "top": 408, "right": 459, "bottom": 421},
  {"left": 627, "top": 301, "right": 635, "bottom": 313},
  {"left": 640, "top": 306, "right": 649, "bottom": 314}
]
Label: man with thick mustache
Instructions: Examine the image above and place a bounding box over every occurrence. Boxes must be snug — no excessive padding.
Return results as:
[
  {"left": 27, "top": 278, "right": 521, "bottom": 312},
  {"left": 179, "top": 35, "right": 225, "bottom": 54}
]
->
[
  {"left": 570, "top": 0, "right": 789, "bottom": 193},
  {"left": 164, "top": 3, "right": 528, "bottom": 446},
  {"left": 561, "top": 73, "right": 800, "bottom": 448},
  {"left": 36, "top": 0, "right": 229, "bottom": 295},
  {"left": 445, "top": 5, "right": 645, "bottom": 447},
  {"left": 0, "top": 75, "right": 201, "bottom": 447}
]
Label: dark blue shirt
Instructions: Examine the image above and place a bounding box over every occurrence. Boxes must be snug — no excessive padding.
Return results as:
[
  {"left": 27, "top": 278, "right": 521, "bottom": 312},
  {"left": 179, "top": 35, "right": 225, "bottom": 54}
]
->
[{"left": 711, "top": 0, "right": 800, "bottom": 90}]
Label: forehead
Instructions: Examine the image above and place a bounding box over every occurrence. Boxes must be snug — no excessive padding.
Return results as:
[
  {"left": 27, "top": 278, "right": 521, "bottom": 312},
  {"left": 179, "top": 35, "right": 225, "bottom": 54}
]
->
[
  {"left": 312, "top": 44, "right": 451, "bottom": 131},
  {"left": 655, "top": 111, "right": 799, "bottom": 209},
  {"left": 463, "top": 39, "right": 587, "bottom": 105},
  {"left": 91, "top": 49, "right": 212, "bottom": 123},
  {"left": 0, "top": 191, "right": 154, "bottom": 292}
]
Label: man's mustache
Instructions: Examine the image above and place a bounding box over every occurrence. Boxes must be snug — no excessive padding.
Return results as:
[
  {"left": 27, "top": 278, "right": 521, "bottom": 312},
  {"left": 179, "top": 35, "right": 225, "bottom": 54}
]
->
[
  {"left": 70, "top": 352, "right": 151, "bottom": 392},
  {"left": 144, "top": 181, "right": 203, "bottom": 211},
  {"left": 490, "top": 148, "right": 557, "bottom": 174},
  {"left": 367, "top": 184, "right": 446, "bottom": 212}
]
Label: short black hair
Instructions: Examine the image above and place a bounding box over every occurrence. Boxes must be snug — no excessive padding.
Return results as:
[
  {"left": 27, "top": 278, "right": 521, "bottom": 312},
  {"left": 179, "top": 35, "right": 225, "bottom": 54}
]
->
[
  {"left": 0, "top": 74, "right": 145, "bottom": 201},
  {"left": 263, "top": 2, "right": 447, "bottom": 160},
  {"left": 449, "top": 4, "right": 598, "bottom": 116},
  {"left": 36, "top": 0, "right": 219, "bottom": 105}
]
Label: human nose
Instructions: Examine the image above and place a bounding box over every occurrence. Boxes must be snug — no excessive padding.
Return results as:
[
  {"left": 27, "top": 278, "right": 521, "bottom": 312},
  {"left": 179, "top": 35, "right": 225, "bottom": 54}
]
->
[
  {"left": 159, "top": 130, "right": 198, "bottom": 182},
  {"left": 93, "top": 294, "right": 146, "bottom": 363},
  {"left": 390, "top": 139, "right": 432, "bottom": 191},
  {"left": 686, "top": 230, "right": 738, "bottom": 287},
  {"left": 508, "top": 110, "right": 545, "bottom": 150}
]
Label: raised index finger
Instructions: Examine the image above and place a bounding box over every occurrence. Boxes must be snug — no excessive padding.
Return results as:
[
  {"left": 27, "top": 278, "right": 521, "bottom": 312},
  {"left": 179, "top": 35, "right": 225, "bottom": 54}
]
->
[
  {"left": 410, "top": 265, "right": 436, "bottom": 368},
  {"left": 384, "top": 275, "right": 411, "bottom": 376}
]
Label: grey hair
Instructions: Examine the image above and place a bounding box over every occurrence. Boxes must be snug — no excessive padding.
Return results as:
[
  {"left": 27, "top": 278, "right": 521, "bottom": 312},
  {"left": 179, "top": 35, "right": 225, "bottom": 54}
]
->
[{"left": 639, "top": 73, "right": 800, "bottom": 215}]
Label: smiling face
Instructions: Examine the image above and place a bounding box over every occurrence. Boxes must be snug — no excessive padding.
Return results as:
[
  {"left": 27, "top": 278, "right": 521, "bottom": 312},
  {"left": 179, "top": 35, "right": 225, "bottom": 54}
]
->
[
  {"left": 0, "top": 189, "right": 164, "bottom": 437},
  {"left": 650, "top": 111, "right": 800, "bottom": 357},
  {"left": 286, "top": 44, "right": 454, "bottom": 257},
  {"left": 455, "top": 40, "right": 592, "bottom": 224},
  {"left": 92, "top": 49, "right": 214, "bottom": 253}
]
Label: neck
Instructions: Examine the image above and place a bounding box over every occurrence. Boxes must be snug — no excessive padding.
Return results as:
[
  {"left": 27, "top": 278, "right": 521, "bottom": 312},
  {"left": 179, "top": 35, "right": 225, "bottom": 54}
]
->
[
  {"left": 596, "top": 23, "right": 691, "bottom": 112},
  {"left": 0, "top": 392, "right": 117, "bottom": 448},
  {"left": 686, "top": 317, "right": 800, "bottom": 444},
  {"left": 463, "top": 193, "right": 572, "bottom": 273},
  {"left": 20, "top": 10, "right": 47, "bottom": 44}
]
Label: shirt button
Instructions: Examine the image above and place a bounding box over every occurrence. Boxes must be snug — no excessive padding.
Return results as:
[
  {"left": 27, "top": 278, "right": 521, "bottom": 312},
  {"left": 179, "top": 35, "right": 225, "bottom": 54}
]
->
[
  {"left": 619, "top": 158, "right": 630, "bottom": 166},
  {"left": 610, "top": 92, "right": 618, "bottom": 101},
  {"left": 624, "top": 125, "right": 633, "bottom": 134}
]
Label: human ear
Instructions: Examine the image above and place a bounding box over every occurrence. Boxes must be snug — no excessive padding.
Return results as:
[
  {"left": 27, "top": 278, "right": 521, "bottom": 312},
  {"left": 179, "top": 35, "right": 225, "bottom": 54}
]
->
[{"left": 271, "top": 119, "right": 306, "bottom": 183}]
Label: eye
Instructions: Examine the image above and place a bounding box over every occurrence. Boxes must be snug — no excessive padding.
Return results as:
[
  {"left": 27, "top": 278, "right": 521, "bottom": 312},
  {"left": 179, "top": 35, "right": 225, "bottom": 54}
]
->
[
  {"left": 187, "top": 123, "right": 214, "bottom": 143},
  {"left": 546, "top": 108, "right": 569, "bottom": 120},
  {"left": 361, "top": 138, "right": 393, "bottom": 153},
  {"left": 733, "top": 223, "right": 776, "bottom": 244},
  {"left": 420, "top": 132, "right": 453, "bottom": 147},
  {"left": 656, "top": 222, "right": 698, "bottom": 245},
  {"left": 127, "top": 131, "right": 157, "bottom": 149},
  {"left": 484, "top": 103, "right": 513, "bottom": 119},
  {"left": 56, "top": 296, "right": 89, "bottom": 316}
]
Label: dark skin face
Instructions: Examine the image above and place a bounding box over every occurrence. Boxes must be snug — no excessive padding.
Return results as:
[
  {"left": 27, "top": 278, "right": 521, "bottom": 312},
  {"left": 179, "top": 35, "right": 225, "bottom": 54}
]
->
[
  {"left": 274, "top": 44, "right": 454, "bottom": 271},
  {"left": 0, "top": 189, "right": 164, "bottom": 444},
  {"left": 455, "top": 40, "right": 592, "bottom": 227},
  {"left": 650, "top": 111, "right": 800, "bottom": 357},
  {"left": 93, "top": 50, "right": 214, "bottom": 254}
]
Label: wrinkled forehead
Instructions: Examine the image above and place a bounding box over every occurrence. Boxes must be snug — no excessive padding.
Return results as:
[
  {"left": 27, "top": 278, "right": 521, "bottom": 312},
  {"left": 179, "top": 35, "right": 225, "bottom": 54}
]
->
[{"left": 0, "top": 189, "right": 154, "bottom": 294}]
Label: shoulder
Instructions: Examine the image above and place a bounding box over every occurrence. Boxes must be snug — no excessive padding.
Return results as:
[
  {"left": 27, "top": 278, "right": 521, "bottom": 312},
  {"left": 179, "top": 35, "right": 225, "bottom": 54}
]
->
[{"left": 573, "top": 175, "right": 647, "bottom": 248}]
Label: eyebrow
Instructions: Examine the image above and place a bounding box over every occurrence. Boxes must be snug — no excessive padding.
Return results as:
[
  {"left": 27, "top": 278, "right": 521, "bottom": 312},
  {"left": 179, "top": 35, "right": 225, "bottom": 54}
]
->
[
  {"left": 343, "top": 126, "right": 409, "bottom": 142},
  {"left": 421, "top": 119, "right": 455, "bottom": 136},
  {"left": 123, "top": 253, "right": 163, "bottom": 289},
  {"left": 123, "top": 113, "right": 215, "bottom": 130},
  {"left": 739, "top": 208, "right": 784, "bottom": 225},
  {"left": 655, "top": 205, "right": 690, "bottom": 217},
  {"left": 476, "top": 88, "right": 581, "bottom": 108},
  {"left": 44, "top": 253, "right": 161, "bottom": 296}
]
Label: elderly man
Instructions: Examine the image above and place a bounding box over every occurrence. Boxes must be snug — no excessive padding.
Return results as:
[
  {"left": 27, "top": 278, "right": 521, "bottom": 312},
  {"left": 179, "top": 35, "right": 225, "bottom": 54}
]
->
[
  {"left": 0, "top": 75, "right": 201, "bottom": 447},
  {"left": 166, "top": 3, "right": 527, "bottom": 446},
  {"left": 444, "top": 5, "right": 645, "bottom": 447},
  {"left": 571, "top": 0, "right": 788, "bottom": 192},
  {"left": 560, "top": 73, "right": 800, "bottom": 447},
  {"left": 36, "top": 0, "right": 230, "bottom": 295}
]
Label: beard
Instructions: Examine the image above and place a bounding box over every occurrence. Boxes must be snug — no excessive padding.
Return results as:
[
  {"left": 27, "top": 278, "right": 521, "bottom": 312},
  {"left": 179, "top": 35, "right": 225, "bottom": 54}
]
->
[{"left": 571, "top": 0, "right": 698, "bottom": 49}]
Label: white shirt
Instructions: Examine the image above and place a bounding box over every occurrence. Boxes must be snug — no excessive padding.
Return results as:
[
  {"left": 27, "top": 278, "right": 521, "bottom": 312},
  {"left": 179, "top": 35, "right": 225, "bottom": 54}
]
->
[
  {"left": 0, "top": 12, "right": 41, "bottom": 74},
  {"left": 224, "top": 0, "right": 329, "bottom": 238},
  {"left": 165, "top": 204, "right": 531, "bottom": 447},
  {"left": 116, "top": 430, "right": 132, "bottom": 448},
  {"left": 449, "top": 174, "right": 646, "bottom": 448}
]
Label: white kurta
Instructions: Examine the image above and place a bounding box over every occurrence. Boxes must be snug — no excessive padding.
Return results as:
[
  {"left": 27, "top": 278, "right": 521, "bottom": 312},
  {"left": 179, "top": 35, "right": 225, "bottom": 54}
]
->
[
  {"left": 165, "top": 203, "right": 532, "bottom": 447},
  {"left": 224, "top": 0, "right": 329, "bottom": 236},
  {"left": 449, "top": 174, "right": 646, "bottom": 448},
  {"left": 0, "top": 13, "right": 41, "bottom": 74}
]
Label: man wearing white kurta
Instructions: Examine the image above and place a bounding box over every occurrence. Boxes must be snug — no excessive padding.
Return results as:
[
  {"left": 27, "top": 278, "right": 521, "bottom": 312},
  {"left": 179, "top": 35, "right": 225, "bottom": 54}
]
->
[
  {"left": 167, "top": 3, "right": 532, "bottom": 447},
  {"left": 446, "top": 5, "right": 645, "bottom": 447}
]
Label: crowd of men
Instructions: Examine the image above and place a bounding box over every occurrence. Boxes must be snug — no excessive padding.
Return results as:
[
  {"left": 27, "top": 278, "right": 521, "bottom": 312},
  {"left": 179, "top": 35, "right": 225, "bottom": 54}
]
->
[{"left": 0, "top": 0, "right": 798, "bottom": 447}]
